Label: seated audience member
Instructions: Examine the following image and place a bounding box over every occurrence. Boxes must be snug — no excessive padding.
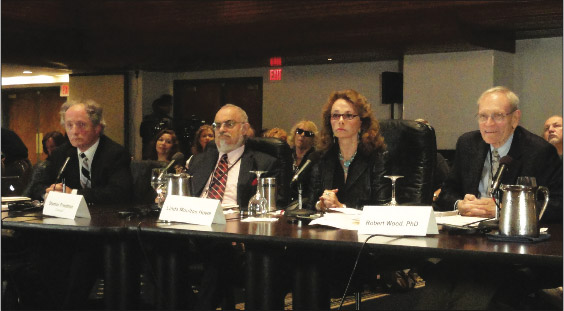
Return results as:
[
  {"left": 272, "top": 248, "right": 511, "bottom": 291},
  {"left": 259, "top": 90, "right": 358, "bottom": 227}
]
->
[
  {"left": 190, "top": 124, "right": 214, "bottom": 156},
  {"left": 263, "top": 127, "right": 288, "bottom": 143},
  {"left": 414, "top": 119, "right": 449, "bottom": 201},
  {"left": 287, "top": 120, "right": 318, "bottom": 202},
  {"left": 147, "top": 129, "right": 184, "bottom": 173},
  {"left": 38, "top": 99, "right": 133, "bottom": 203},
  {"left": 436, "top": 86, "right": 562, "bottom": 222},
  {"left": 543, "top": 115, "right": 562, "bottom": 158},
  {"left": 421, "top": 87, "right": 563, "bottom": 310},
  {"left": 42, "top": 131, "right": 67, "bottom": 157},
  {"left": 307, "top": 89, "right": 390, "bottom": 211},
  {"left": 186, "top": 104, "right": 289, "bottom": 309},
  {"left": 23, "top": 131, "right": 66, "bottom": 199}
]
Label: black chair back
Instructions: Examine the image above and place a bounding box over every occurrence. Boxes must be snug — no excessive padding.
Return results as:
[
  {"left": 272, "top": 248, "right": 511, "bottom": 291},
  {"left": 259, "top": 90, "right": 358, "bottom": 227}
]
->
[{"left": 379, "top": 119, "right": 436, "bottom": 204}]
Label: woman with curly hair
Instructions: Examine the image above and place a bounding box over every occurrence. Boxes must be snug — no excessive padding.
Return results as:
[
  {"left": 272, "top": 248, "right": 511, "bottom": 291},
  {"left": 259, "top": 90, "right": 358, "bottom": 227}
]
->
[{"left": 307, "top": 89, "right": 390, "bottom": 211}]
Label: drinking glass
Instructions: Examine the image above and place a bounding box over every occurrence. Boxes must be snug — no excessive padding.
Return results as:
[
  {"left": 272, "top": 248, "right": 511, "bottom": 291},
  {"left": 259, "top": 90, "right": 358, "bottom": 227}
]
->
[
  {"left": 151, "top": 168, "right": 166, "bottom": 208},
  {"left": 384, "top": 175, "right": 404, "bottom": 206},
  {"left": 246, "top": 171, "right": 267, "bottom": 217},
  {"left": 517, "top": 176, "right": 537, "bottom": 188}
]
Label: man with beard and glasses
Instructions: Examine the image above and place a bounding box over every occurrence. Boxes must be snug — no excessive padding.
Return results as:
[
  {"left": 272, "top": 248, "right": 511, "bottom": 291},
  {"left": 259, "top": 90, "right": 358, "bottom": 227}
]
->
[{"left": 186, "top": 104, "right": 287, "bottom": 309}]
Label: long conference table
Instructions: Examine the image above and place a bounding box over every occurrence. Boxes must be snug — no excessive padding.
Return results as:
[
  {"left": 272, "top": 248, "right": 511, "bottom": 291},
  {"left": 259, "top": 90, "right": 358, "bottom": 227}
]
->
[{"left": 2, "top": 203, "right": 562, "bottom": 310}]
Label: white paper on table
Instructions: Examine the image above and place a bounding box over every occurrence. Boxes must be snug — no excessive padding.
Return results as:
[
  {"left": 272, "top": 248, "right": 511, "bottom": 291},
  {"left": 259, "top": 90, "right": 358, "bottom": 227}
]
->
[
  {"left": 434, "top": 214, "right": 487, "bottom": 227},
  {"left": 240, "top": 217, "right": 278, "bottom": 222},
  {"left": 308, "top": 212, "right": 360, "bottom": 230},
  {"left": 328, "top": 207, "right": 363, "bottom": 215},
  {"left": 2, "top": 196, "right": 31, "bottom": 203}
]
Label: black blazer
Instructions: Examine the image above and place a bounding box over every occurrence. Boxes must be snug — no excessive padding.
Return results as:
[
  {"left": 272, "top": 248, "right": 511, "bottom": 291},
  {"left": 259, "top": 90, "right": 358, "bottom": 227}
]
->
[
  {"left": 306, "top": 144, "right": 390, "bottom": 210},
  {"left": 35, "top": 135, "right": 133, "bottom": 204},
  {"left": 436, "top": 126, "right": 563, "bottom": 223},
  {"left": 188, "top": 141, "right": 286, "bottom": 208}
]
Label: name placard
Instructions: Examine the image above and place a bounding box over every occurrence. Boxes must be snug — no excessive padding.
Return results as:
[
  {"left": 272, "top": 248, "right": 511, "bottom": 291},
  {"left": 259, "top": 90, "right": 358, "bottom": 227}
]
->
[
  {"left": 358, "top": 205, "right": 438, "bottom": 236},
  {"left": 159, "top": 195, "right": 226, "bottom": 226},
  {"left": 43, "top": 191, "right": 91, "bottom": 219}
]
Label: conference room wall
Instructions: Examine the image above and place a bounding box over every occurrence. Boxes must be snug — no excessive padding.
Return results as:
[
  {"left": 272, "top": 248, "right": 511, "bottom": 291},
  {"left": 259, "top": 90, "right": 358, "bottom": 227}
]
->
[{"left": 132, "top": 37, "right": 562, "bottom": 157}]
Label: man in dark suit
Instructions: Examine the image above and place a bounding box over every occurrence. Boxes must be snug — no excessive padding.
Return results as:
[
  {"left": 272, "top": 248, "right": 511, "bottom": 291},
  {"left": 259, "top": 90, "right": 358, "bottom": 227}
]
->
[
  {"left": 421, "top": 87, "right": 563, "bottom": 309},
  {"left": 37, "top": 100, "right": 132, "bottom": 203},
  {"left": 18, "top": 100, "right": 133, "bottom": 309},
  {"left": 436, "top": 86, "right": 562, "bottom": 222},
  {"left": 188, "top": 103, "right": 285, "bottom": 208}
]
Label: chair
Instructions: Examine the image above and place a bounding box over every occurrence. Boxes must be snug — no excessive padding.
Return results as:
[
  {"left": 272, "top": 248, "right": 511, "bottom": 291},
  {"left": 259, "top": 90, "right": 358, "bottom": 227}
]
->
[
  {"left": 379, "top": 119, "right": 437, "bottom": 205},
  {"left": 130, "top": 160, "right": 166, "bottom": 204}
]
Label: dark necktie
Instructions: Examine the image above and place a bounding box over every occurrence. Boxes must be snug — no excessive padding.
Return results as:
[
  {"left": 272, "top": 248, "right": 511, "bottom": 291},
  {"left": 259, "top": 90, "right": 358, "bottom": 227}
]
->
[
  {"left": 207, "top": 154, "right": 229, "bottom": 200},
  {"left": 487, "top": 149, "right": 500, "bottom": 195},
  {"left": 80, "top": 153, "right": 91, "bottom": 188}
]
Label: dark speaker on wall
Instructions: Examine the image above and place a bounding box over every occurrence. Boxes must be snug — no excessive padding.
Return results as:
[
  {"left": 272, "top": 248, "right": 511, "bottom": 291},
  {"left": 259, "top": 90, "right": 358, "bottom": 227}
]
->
[{"left": 382, "top": 72, "right": 403, "bottom": 104}]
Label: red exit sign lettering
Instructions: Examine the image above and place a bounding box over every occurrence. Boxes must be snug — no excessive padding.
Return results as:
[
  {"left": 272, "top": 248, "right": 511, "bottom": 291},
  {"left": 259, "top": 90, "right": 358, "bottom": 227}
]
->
[{"left": 269, "top": 69, "right": 282, "bottom": 81}]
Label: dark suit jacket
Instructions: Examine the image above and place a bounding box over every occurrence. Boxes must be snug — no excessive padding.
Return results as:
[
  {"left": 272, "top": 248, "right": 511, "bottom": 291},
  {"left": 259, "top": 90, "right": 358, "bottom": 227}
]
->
[
  {"left": 188, "top": 141, "right": 286, "bottom": 208},
  {"left": 436, "top": 126, "right": 563, "bottom": 223},
  {"left": 306, "top": 144, "right": 390, "bottom": 210},
  {"left": 35, "top": 135, "right": 133, "bottom": 204}
]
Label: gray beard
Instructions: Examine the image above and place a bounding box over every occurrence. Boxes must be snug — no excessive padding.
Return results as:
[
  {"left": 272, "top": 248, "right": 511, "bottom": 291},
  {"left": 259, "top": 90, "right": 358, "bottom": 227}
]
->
[{"left": 217, "top": 135, "right": 245, "bottom": 153}]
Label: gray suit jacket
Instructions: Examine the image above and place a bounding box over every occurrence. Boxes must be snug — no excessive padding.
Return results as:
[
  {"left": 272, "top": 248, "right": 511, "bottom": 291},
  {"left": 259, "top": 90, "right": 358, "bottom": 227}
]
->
[{"left": 436, "top": 126, "right": 562, "bottom": 223}]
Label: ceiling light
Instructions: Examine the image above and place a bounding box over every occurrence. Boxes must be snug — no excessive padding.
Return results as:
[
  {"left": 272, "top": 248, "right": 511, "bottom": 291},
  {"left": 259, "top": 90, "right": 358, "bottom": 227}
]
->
[
  {"left": 327, "top": 58, "right": 333, "bottom": 61},
  {"left": 23, "top": 70, "right": 32, "bottom": 74}
]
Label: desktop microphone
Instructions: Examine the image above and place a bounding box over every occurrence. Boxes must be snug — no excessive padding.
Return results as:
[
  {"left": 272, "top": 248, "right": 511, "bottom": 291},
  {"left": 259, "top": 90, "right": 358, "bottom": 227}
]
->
[
  {"left": 185, "top": 155, "right": 194, "bottom": 170},
  {"left": 489, "top": 155, "right": 513, "bottom": 197},
  {"left": 290, "top": 152, "right": 320, "bottom": 186},
  {"left": 158, "top": 152, "right": 185, "bottom": 179},
  {"left": 55, "top": 157, "right": 71, "bottom": 183}
]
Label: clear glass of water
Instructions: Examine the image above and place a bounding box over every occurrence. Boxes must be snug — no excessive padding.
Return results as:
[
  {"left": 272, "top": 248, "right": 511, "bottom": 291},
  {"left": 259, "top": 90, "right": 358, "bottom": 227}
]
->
[{"left": 151, "top": 168, "right": 166, "bottom": 208}]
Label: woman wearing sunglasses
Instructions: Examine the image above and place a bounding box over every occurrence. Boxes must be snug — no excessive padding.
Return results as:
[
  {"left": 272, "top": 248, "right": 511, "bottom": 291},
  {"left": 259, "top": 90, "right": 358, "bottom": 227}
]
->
[
  {"left": 287, "top": 120, "right": 318, "bottom": 202},
  {"left": 308, "top": 89, "right": 390, "bottom": 211}
]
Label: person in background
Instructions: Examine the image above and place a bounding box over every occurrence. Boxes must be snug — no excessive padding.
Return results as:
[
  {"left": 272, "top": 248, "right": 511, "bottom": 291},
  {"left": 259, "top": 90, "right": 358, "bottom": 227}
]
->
[
  {"left": 414, "top": 119, "right": 450, "bottom": 201},
  {"left": 263, "top": 127, "right": 288, "bottom": 143},
  {"left": 140, "top": 94, "right": 173, "bottom": 159},
  {"left": 24, "top": 131, "right": 66, "bottom": 198},
  {"left": 308, "top": 89, "right": 390, "bottom": 211},
  {"left": 147, "top": 129, "right": 182, "bottom": 162},
  {"left": 287, "top": 120, "right": 318, "bottom": 203},
  {"left": 191, "top": 124, "right": 214, "bottom": 156},
  {"left": 543, "top": 115, "right": 562, "bottom": 158}
]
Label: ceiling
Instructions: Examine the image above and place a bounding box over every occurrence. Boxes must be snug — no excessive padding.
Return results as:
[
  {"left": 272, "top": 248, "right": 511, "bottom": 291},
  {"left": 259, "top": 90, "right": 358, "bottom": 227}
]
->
[{"left": 2, "top": 0, "right": 562, "bottom": 76}]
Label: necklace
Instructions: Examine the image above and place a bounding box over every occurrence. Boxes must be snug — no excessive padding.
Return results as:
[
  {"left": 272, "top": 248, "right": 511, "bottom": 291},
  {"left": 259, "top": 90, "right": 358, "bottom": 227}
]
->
[{"left": 339, "top": 150, "right": 357, "bottom": 174}]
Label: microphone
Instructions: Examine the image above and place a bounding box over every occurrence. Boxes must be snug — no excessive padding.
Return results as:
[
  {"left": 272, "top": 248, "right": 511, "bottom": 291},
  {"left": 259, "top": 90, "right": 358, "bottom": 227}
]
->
[
  {"left": 185, "top": 155, "right": 194, "bottom": 170},
  {"left": 158, "top": 152, "right": 184, "bottom": 179},
  {"left": 290, "top": 152, "right": 320, "bottom": 186},
  {"left": 55, "top": 157, "right": 71, "bottom": 183},
  {"left": 489, "top": 155, "right": 513, "bottom": 197}
]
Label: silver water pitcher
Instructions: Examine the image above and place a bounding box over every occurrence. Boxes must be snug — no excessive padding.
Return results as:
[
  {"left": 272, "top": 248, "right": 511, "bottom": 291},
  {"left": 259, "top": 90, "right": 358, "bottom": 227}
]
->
[
  {"left": 499, "top": 184, "right": 549, "bottom": 237},
  {"left": 165, "top": 173, "right": 192, "bottom": 197}
]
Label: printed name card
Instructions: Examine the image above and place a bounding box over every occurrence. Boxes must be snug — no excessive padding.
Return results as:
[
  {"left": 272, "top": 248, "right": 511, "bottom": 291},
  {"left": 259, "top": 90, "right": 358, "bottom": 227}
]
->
[
  {"left": 159, "top": 195, "right": 226, "bottom": 226},
  {"left": 43, "top": 191, "right": 91, "bottom": 219},
  {"left": 358, "top": 205, "right": 438, "bottom": 236}
]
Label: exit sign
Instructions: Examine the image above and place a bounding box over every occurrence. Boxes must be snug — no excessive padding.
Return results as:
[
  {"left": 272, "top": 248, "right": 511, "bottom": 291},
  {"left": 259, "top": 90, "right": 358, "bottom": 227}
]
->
[
  {"left": 60, "top": 84, "right": 69, "bottom": 97},
  {"left": 269, "top": 69, "right": 282, "bottom": 81}
]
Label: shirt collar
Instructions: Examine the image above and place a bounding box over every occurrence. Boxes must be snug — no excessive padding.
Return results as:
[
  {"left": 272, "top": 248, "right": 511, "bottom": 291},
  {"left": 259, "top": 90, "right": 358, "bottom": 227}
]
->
[
  {"left": 491, "top": 133, "right": 513, "bottom": 158},
  {"left": 77, "top": 138, "right": 100, "bottom": 161},
  {"left": 219, "top": 144, "right": 245, "bottom": 165}
]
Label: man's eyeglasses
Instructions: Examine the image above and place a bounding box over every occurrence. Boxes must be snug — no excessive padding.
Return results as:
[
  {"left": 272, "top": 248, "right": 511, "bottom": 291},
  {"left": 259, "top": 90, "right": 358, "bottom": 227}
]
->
[
  {"left": 475, "top": 110, "right": 515, "bottom": 123},
  {"left": 296, "top": 128, "right": 315, "bottom": 137},
  {"left": 331, "top": 113, "right": 359, "bottom": 121},
  {"left": 212, "top": 120, "right": 244, "bottom": 130}
]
